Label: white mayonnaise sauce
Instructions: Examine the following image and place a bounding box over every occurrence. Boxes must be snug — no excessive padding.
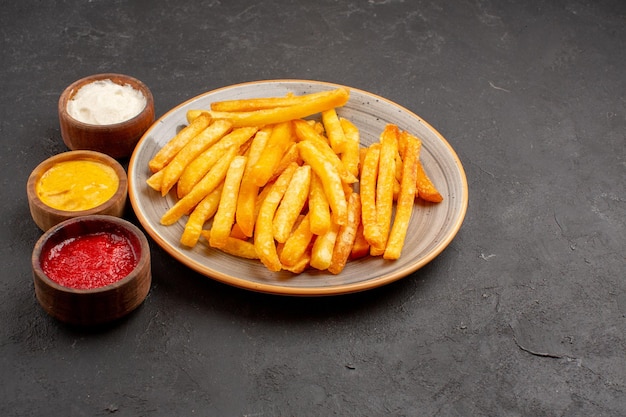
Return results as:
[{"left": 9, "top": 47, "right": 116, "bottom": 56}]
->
[{"left": 66, "top": 79, "right": 146, "bottom": 125}]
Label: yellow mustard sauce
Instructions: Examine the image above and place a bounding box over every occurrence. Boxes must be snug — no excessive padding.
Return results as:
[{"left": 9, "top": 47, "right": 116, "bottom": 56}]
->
[{"left": 36, "top": 159, "right": 119, "bottom": 211}]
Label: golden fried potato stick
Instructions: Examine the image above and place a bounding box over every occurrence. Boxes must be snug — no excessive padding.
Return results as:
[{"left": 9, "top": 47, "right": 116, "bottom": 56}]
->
[
  {"left": 393, "top": 177, "right": 401, "bottom": 202},
  {"left": 266, "top": 141, "right": 302, "bottom": 184},
  {"left": 297, "top": 140, "right": 348, "bottom": 225},
  {"left": 235, "top": 127, "right": 271, "bottom": 237},
  {"left": 321, "top": 108, "right": 347, "bottom": 153},
  {"left": 384, "top": 134, "right": 419, "bottom": 260},
  {"left": 146, "top": 169, "right": 164, "bottom": 192},
  {"left": 229, "top": 223, "right": 248, "bottom": 240},
  {"left": 180, "top": 183, "right": 224, "bottom": 247},
  {"left": 360, "top": 143, "right": 382, "bottom": 248},
  {"left": 158, "top": 119, "right": 233, "bottom": 196},
  {"left": 253, "top": 183, "right": 272, "bottom": 224},
  {"left": 201, "top": 230, "right": 258, "bottom": 259},
  {"left": 282, "top": 252, "right": 311, "bottom": 274},
  {"left": 312, "top": 120, "right": 325, "bottom": 135},
  {"left": 350, "top": 222, "right": 370, "bottom": 260},
  {"left": 249, "top": 121, "right": 294, "bottom": 187},
  {"left": 187, "top": 88, "right": 350, "bottom": 128},
  {"left": 292, "top": 119, "right": 357, "bottom": 184},
  {"left": 308, "top": 173, "right": 331, "bottom": 235},
  {"left": 416, "top": 160, "right": 444, "bottom": 203},
  {"left": 254, "top": 163, "right": 298, "bottom": 272},
  {"left": 209, "top": 156, "right": 247, "bottom": 249},
  {"left": 328, "top": 192, "right": 362, "bottom": 274},
  {"left": 371, "top": 124, "right": 399, "bottom": 256},
  {"left": 273, "top": 165, "right": 311, "bottom": 243},
  {"left": 279, "top": 213, "right": 314, "bottom": 267},
  {"left": 397, "top": 128, "right": 411, "bottom": 159},
  {"left": 160, "top": 146, "right": 237, "bottom": 226},
  {"left": 310, "top": 220, "right": 340, "bottom": 270},
  {"left": 238, "top": 137, "right": 252, "bottom": 157},
  {"left": 394, "top": 150, "right": 404, "bottom": 186},
  {"left": 149, "top": 113, "right": 211, "bottom": 173},
  {"left": 397, "top": 131, "right": 443, "bottom": 203},
  {"left": 210, "top": 91, "right": 342, "bottom": 112},
  {"left": 359, "top": 147, "right": 368, "bottom": 174},
  {"left": 339, "top": 118, "right": 360, "bottom": 179},
  {"left": 176, "top": 127, "right": 258, "bottom": 198},
  {"left": 392, "top": 142, "right": 404, "bottom": 202}
]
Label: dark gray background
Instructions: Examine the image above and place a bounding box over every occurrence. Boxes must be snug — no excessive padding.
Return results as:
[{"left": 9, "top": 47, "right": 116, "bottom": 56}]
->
[{"left": 2, "top": 1, "right": 625, "bottom": 416}]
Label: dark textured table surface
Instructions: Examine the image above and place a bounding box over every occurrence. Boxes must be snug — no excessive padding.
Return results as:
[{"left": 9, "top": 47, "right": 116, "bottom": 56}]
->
[{"left": 2, "top": 1, "right": 625, "bottom": 416}]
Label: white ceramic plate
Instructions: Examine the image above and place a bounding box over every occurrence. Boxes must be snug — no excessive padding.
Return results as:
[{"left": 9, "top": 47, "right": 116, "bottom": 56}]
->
[{"left": 128, "top": 80, "right": 468, "bottom": 295}]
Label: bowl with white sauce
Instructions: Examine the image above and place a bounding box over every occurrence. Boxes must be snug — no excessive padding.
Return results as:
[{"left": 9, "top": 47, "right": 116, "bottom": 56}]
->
[{"left": 59, "top": 73, "right": 155, "bottom": 159}]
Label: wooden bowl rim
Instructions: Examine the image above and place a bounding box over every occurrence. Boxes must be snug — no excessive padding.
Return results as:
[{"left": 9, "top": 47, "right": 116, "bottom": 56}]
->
[
  {"left": 27, "top": 150, "right": 128, "bottom": 218},
  {"left": 31, "top": 214, "right": 151, "bottom": 294},
  {"left": 58, "top": 73, "right": 155, "bottom": 130}
]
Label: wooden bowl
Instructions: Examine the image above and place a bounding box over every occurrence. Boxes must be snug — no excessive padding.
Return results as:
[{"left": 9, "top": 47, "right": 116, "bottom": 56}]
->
[
  {"left": 31, "top": 215, "right": 151, "bottom": 326},
  {"left": 59, "top": 73, "right": 155, "bottom": 159},
  {"left": 27, "top": 150, "right": 128, "bottom": 231}
]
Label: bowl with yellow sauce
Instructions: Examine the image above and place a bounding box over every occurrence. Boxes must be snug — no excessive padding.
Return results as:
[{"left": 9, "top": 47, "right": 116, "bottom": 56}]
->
[
  {"left": 59, "top": 73, "right": 155, "bottom": 159},
  {"left": 27, "top": 150, "right": 128, "bottom": 231}
]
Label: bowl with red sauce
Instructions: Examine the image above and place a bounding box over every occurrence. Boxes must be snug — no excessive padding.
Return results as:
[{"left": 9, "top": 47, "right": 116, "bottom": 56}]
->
[{"left": 32, "top": 215, "right": 151, "bottom": 326}]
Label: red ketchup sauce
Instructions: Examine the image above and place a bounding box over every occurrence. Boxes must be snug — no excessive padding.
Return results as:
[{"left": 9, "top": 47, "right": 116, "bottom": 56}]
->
[{"left": 41, "top": 231, "right": 139, "bottom": 289}]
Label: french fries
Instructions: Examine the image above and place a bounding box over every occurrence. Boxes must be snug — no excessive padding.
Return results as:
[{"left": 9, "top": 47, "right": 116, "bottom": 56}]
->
[
  {"left": 297, "top": 140, "right": 348, "bottom": 226},
  {"left": 149, "top": 113, "right": 212, "bottom": 173},
  {"left": 310, "top": 220, "right": 340, "bottom": 270},
  {"left": 176, "top": 126, "right": 258, "bottom": 198},
  {"left": 235, "top": 127, "right": 271, "bottom": 237},
  {"left": 155, "top": 119, "right": 233, "bottom": 196},
  {"left": 209, "top": 155, "right": 247, "bottom": 249},
  {"left": 279, "top": 214, "right": 314, "bottom": 267},
  {"left": 383, "top": 132, "right": 419, "bottom": 260},
  {"left": 180, "top": 183, "right": 223, "bottom": 247},
  {"left": 321, "top": 108, "right": 347, "bottom": 153},
  {"left": 339, "top": 118, "right": 360, "bottom": 179},
  {"left": 187, "top": 88, "right": 349, "bottom": 127},
  {"left": 293, "top": 119, "right": 357, "bottom": 184},
  {"left": 371, "top": 124, "right": 399, "bottom": 256},
  {"left": 248, "top": 121, "right": 293, "bottom": 187},
  {"left": 200, "top": 230, "right": 258, "bottom": 259},
  {"left": 160, "top": 146, "right": 237, "bottom": 226},
  {"left": 273, "top": 165, "right": 311, "bottom": 243},
  {"left": 308, "top": 173, "right": 331, "bottom": 235},
  {"left": 416, "top": 160, "right": 444, "bottom": 203},
  {"left": 328, "top": 192, "right": 361, "bottom": 274},
  {"left": 146, "top": 87, "right": 443, "bottom": 275},
  {"left": 210, "top": 90, "right": 327, "bottom": 112},
  {"left": 254, "top": 163, "right": 297, "bottom": 272}
]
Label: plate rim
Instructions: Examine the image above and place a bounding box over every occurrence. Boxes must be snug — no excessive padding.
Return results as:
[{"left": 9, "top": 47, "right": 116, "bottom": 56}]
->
[{"left": 128, "top": 79, "right": 468, "bottom": 296}]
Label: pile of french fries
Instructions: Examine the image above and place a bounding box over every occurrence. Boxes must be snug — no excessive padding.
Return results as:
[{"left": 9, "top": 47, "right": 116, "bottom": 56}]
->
[{"left": 146, "top": 88, "right": 443, "bottom": 275}]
